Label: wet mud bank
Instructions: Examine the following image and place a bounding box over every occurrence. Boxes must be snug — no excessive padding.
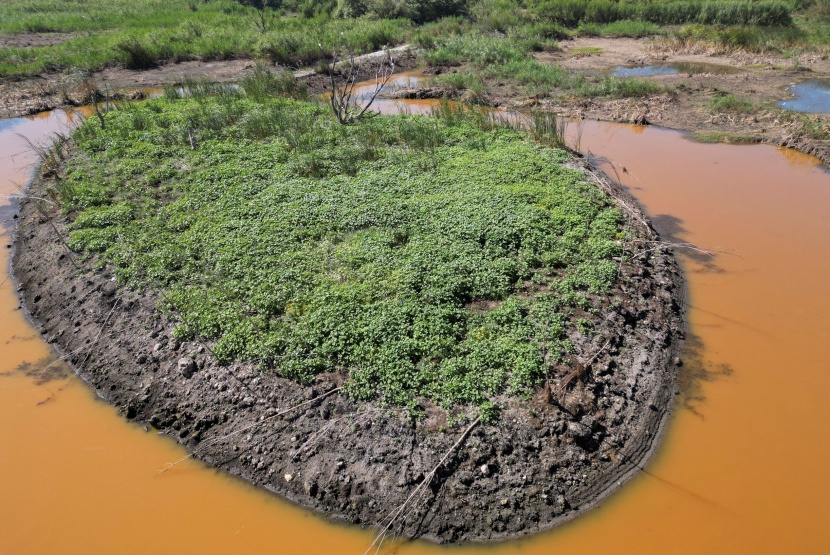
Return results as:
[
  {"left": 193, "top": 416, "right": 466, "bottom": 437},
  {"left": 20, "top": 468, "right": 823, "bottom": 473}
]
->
[
  {"left": 11, "top": 147, "right": 684, "bottom": 543},
  {"left": 0, "top": 50, "right": 421, "bottom": 119}
]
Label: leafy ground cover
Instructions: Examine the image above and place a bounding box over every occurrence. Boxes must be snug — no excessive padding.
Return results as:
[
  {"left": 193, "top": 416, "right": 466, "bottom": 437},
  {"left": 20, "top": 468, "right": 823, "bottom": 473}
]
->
[{"left": 56, "top": 88, "right": 623, "bottom": 414}]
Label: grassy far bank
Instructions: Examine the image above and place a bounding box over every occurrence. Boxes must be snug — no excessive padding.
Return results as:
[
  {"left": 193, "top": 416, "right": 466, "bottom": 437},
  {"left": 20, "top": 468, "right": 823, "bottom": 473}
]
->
[
  {"left": 48, "top": 82, "right": 624, "bottom": 417},
  {"left": 0, "top": 0, "right": 413, "bottom": 78},
  {"left": 2, "top": 0, "right": 829, "bottom": 90}
]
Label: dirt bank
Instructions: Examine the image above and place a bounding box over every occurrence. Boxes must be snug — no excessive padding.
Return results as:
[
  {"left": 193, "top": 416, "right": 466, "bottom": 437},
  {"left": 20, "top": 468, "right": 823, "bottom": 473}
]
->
[{"left": 11, "top": 140, "right": 684, "bottom": 542}]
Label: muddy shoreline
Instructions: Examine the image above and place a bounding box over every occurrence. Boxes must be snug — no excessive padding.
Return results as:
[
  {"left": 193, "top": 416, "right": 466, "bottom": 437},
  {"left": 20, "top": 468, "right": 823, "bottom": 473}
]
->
[
  {"left": 3, "top": 38, "right": 829, "bottom": 167},
  {"left": 10, "top": 114, "right": 685, "bottom": 543}
]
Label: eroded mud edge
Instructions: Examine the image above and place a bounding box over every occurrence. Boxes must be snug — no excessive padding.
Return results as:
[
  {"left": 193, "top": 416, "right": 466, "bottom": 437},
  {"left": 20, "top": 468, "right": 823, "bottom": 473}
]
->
[{"left": 10, "top": 152, "right": 685, "bottom": 544}]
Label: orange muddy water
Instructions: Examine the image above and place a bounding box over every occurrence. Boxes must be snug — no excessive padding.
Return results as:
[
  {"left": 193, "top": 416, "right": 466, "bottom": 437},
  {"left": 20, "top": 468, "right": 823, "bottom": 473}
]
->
[{"left": 2, "top": 104, "right": 830, "bottom": 554}]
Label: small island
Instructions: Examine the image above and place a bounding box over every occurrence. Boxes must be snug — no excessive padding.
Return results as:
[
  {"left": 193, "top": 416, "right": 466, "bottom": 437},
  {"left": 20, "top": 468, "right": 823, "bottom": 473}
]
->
[{"left": 12, "top": 76, "right": 684, "bottom": 543}]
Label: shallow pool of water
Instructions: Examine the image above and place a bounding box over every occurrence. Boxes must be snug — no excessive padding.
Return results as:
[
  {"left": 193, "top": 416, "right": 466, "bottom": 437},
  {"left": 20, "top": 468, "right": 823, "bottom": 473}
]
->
[
  {"left": 2, "top": 91, "right": 830, "bottom": 554},
  {"left": 777, "top": 79, "right": 830, "bottom": 113},
  {"left": 610, "top": 62, "right": 742, "bottom": 78}
]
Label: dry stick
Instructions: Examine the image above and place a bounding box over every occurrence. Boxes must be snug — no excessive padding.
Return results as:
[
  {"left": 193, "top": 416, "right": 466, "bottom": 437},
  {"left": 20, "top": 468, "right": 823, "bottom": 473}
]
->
[
  {"left": 157, "top": 386, "right": 343, "bottom": 474},
  {"left": 363, "top": 415, "right": 482, "bottom": 555},
  {"left": 583, "top": 167, "right": 652, "bottom": 236},
  {"left": 626, "top": 240, "right": 737, "bottom": 260}
]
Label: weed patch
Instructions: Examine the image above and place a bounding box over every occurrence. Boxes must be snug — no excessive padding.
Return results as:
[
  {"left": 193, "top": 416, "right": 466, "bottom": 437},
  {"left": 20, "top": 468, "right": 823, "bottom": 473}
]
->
[{"left": 61, "top": 93, "right": 624, "bottom": 413}]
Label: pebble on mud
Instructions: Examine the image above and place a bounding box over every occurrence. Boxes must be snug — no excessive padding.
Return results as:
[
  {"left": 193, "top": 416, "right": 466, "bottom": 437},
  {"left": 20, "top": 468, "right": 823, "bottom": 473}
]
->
[
  {"left": 178, "top": 357, "right": 197, "bottom": 378},
  {"left": 284, "top": 473, "right": 293, "bottom": 482}
]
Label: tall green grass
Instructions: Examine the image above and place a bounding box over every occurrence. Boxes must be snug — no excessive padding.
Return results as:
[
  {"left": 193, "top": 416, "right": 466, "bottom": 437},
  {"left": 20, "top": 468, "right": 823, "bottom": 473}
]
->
[
  {"left": 0, "top": 0, "right": 412, "bottom": 78},
  {"left": 532, "top": 0, "right": 793, "bottom": 27}
]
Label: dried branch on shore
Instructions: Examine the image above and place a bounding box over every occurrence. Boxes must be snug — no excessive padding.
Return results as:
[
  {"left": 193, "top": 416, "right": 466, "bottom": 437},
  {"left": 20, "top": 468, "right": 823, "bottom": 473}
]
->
[
  {"left": 363, "top": 415, "right": 481, "bottom": 555},
  {"left": 328, "top": 47, "right": 395, "bottom": 125}
]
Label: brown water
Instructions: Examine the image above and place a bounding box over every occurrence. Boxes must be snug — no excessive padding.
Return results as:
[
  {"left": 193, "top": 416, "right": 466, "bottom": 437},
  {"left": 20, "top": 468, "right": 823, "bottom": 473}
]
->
[{"left": 2, "top": 101, "right": 830, "bottom": 554}]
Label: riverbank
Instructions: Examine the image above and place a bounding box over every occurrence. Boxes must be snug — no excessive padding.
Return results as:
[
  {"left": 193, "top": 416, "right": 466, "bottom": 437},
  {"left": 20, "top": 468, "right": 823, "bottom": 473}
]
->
[{"left": 10, "top": 95, "right": 684, "bottom": 542}]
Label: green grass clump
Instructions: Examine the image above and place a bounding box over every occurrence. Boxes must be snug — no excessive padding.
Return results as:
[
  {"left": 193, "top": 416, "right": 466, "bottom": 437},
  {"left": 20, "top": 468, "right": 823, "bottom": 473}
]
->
[
  {"left": 688, "top": 130, "right": 759, "bottom": 143},
  {"left": 61, "top": 92, "right": 623, "bottom": 414},
  {"left": 708, "top": 93, "right": 754, "bottom": 113},
  {"left": 577, "top": 76, "right": 669, "bottom": 98}
]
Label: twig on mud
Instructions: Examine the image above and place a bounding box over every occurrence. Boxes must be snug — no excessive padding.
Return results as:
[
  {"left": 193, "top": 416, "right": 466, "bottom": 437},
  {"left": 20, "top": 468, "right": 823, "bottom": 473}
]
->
[
  {"left": 157, "top": 386, "right": 343, "bottom": 474},
  {"left": 33, "top": 298, "right": 121, "bottom": 379},
  {"left": 363, "top": 415, "right": 481, "bottom": 555},
  {"left": 291, "top": 408, "right": 405, "bottom": 459}
]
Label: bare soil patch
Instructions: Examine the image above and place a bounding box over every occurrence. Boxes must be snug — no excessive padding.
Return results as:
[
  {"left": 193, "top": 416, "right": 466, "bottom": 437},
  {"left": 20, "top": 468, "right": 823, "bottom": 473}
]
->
[{"left": 0, "top": 32, "right": 73, "bottom": 49}]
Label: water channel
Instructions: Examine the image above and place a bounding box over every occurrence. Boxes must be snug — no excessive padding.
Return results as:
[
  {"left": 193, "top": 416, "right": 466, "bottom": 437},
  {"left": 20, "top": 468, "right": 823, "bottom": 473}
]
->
[{"left": 2, "top": 84, "right": 830, "bottom": 554}]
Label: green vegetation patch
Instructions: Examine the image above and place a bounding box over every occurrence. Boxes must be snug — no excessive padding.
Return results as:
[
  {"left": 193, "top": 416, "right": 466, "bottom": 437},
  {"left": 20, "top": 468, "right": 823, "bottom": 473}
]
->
[
  {"left": 707, "top": 93, "right": 755, "bottom": 112},
  {"left": 423, "top": 32, "right": 667, "bottom": 100},
  {"left": 0, "top": 0, "right": 413, "bottom": 78},
  {"left": 59, "top": 92, "right": 623, "bottom": 413}
]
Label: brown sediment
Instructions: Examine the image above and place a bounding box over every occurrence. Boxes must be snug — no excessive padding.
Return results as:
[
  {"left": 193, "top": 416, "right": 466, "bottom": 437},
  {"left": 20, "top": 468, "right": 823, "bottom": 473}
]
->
[{"left": 10, "top": 117, "right": 684, "bottom": 542}]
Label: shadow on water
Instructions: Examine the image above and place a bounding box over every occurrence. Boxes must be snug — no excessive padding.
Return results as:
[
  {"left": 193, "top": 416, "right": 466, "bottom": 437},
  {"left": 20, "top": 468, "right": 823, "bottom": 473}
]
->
[
  {"left": 9, "top": 355, "right": 73, "bottom": 385},
  {"left": 650, "top": 214, "right": 723, "bottom": 273},
  {"left": 676, "top": 333, "right": 733, "bottom": 419}
]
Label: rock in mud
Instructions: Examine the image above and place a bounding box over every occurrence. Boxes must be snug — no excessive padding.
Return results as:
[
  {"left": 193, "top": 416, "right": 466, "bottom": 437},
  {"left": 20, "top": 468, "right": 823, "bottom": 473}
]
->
[{"left": 178, "top": 357, "right": 197, "bottom": 378}]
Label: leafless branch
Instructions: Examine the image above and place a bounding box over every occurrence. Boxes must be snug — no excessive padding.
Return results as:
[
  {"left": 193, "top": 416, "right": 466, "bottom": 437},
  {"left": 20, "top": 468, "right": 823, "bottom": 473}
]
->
[{"left": 328, "top": 46, "right": 395, "bottom": 125}]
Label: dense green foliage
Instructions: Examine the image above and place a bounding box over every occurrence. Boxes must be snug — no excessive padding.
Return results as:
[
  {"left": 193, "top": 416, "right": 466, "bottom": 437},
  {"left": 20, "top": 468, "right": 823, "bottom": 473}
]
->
[
  {"left": 532, "top": 0, "right": 792, "bottom": 27},
  {"left": 0, "top": 0, "right": 412, "bottom": 77},
  {"left": 1, "top": 0, "right": 826, "bottom": 83},
  {"left": 58, "top": 90, "right": 623, "bottom": 412}
]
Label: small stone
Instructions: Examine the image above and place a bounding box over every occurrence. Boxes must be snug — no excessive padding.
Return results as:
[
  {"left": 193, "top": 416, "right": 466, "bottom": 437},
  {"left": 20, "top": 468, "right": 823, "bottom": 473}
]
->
[
  {"left": 178, "top": 357, "right": 197, "bottom": 378},
  {"left": 101, "top": 281, "right": 117, "bottom": 297},
  {"left": 284, "top": 473, "right": 293, "bottom": 483},
  {"left": 480, "top": 464, "right": 490, "bottom": 476}
]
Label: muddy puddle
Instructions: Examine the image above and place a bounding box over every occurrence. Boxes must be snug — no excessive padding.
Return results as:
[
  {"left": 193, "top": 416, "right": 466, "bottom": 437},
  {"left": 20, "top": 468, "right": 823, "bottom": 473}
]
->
[
  {"left": 2, "top": 86, "right": 830, "bottom": 554},
  {"left": 778, "top": 79, "right": 830, "bottom": 113},
  {"left": 609, "top": 62, "right": 742, "bottom": 78}
]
